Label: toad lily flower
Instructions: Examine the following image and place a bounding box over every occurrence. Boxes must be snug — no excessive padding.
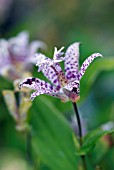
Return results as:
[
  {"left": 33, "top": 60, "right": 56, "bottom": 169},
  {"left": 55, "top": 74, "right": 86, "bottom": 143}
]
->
[
  {"left": 0, "top": 31, "right": 46, "bottom": 80},
  {"left": 19, "top": 42, "right": 102, "bottom": 102}
]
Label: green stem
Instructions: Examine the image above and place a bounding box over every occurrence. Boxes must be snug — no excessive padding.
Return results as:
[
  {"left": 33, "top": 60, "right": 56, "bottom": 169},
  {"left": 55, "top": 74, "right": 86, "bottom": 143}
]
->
[{"left": 72, "top": 102, "right": 87, "bottom": 170}]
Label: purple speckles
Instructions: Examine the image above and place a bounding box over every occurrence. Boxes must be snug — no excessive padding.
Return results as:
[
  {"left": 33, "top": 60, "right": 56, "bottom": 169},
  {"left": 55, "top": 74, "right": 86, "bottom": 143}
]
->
[
  {"left": 40, "top": 62, "right": 65, "bottom": 88},
  {"left": 67, "top": 74, "right": 76, "bottom": 79},
  {"left": 71, "top": 74, "right": 76, "bottom": 78},
  {"left": 53, "top": 79, "right": 57, "bottom": 84},
  {"left": 66, "top": 61, "right": 70, "bottom": 65},
  {"left": 50, "top": 85, "right": 53, "bottom": 90},
  {"left": 64, "top": 42, "right": 80, "bottom": 82},
  {"left": 66, "top": 67, "right": 70, "bottom": 70},
  {"left": 41, "top": 82, "right": 43, "bottom": 86},
  {"left": 67, "top": 71, "right": 71, "bottom": 75},
  {"left": 56, "top": 85, "right": 61, "bottom": 90},
  {"left": 45, "top": 84, "right": 47, "bottom": 88},
  {"left": 78, "top": 53, "right": 102, "bottom": 80},
  {"left": 19, "top": 42, "right": 102, "bottom": 102}
]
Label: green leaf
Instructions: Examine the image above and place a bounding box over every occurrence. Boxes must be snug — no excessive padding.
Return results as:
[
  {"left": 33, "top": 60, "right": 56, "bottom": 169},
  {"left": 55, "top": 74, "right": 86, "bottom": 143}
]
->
[
  {"left": 30, "top": 96, "right": 79, "bottom": 170},
  {"left": 89, "top": 139, "right": 109, "bottom": 165},
  {"left": 79, "top": 128, "right": 114, "bottom": 155},
  {"left": 80, "top": 57, "right": 114, "bottom": 102}
]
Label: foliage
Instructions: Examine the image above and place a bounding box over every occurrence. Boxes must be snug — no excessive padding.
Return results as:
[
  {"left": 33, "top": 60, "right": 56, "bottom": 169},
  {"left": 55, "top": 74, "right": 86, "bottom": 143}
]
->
[{"left": 31, "top": 97, "right": 79, "bottom": 170}]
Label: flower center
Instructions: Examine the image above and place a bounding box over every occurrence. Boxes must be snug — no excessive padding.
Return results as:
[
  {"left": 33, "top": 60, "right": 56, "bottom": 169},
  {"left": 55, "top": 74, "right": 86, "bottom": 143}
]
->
[{"left": 50, "top": 65, "right": 68, "bottom": 87}]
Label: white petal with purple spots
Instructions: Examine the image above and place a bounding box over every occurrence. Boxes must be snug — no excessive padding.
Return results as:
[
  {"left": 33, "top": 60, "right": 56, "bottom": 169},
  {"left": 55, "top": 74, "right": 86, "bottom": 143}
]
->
[
  {"left": 19, "top": 77, "right": 56, "bottom": 91},
  {"left": 78, "top": 53, "right": 103, "bottom": 80},
  {"left": 19, "top": 77, "right": 69, "bottom": 101},
  {"left": 64, "top": 42, "right": 80, "bottom": 82},
  {"left": 36, "top": 57, "right": 67, "bottom": 88},
  {"left": 35, "top": 53, "right": 51, "bottom": 67}
]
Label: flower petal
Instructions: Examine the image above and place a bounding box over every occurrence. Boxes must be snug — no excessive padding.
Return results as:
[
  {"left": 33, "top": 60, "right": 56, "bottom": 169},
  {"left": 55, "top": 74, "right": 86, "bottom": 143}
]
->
[
  {"left": 28, "top": 41, "right": 47, "bottom": 64},
  {"left": 35, "top": 53, "right": 51, "bottom": 67},
  {"left": 30, "top": 41, "right": 47, "bottom": 54},
  {"left": 30, "top": 91, "right": 68, "bottom": 102},
  {"left": 63, "top": 81, "right": 80, "bottom": 102},
  {"left": 19, "top": 77, "right": 69, "bottom": 101},
  {"left": 64, "top": 80, "right": 80, "bottom": 91},
  {"left": 29, "top": 91, "right": 39, "bottom": 101},
  {"left": 19, "top": 77, "right": 54, "bottom": 91},
  {"left": 8, "top": 31, "right": 29, "bottom": 62},
  {"left": 9, "top": 31, "right": 29, "bottom": 48},
  {"left": 78, "top": 53, "right": 103, "bottom": 80},
  {"left": 35, "top": 53, "right": 67, "bottom": 88},
  {"left": 64, "top": 42, "right": 80, "bottom": 82},
  {"left": 19, "top": 77, "right": 60, "bottom": 100},
  {"left": 0, "top": 39, "right": 11, "bottom": 75},
  {"left": 44, "top": 64, "right": 68, "bottom": 87}
]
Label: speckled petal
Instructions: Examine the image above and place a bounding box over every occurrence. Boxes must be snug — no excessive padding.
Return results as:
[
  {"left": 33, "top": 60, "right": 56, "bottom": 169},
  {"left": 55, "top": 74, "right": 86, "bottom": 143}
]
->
[
  {"left": 63, "top": 80, "right": 80, "bottom": 102},
  {"left": 35, "top": 53, "right": 51, "bottom": 67},
  {"left": 64, "top": 80, "right": 80, "bottom": 91},
  {"left": 42, "top": 63, "right": 68, "bottom": 88},
  {"left": 78, "top": 53, "right": 103, "bottom": 80},
  {"left": 48, "top": 92, "right": 69, "bottom": 102},
  {"left": 30, "top": 91, "right": 68, "bottom": 102},
  {"left": 19, "top": 77, "right": 55, "bottom": 91},
  {"left": 35, "top": 53, "right": 67, "bottom": 88},
  {"left": 64, "top": 42, "right": 80, "bottom": 82},
  {"left": 19, "top": 77, "right": 60, "bottom": 100}
]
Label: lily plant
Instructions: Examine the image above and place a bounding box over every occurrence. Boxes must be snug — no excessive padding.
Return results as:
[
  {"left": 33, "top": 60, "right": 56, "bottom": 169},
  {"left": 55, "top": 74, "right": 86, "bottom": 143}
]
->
[
  {"left": 19, "top": 42, "right": 102, "bottom": 169},
  {"left": 0, "top": 31, "right": 46, "bottom": 80},
  {"left": 19, "top": 42, "right": 102, "bottom": 102}
]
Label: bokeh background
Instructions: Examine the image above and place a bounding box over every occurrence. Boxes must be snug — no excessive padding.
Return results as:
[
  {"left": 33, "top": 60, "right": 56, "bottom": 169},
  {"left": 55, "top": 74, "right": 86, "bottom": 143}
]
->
[{"left": 0, "top": 0, "right": 114, "bottom": 170}]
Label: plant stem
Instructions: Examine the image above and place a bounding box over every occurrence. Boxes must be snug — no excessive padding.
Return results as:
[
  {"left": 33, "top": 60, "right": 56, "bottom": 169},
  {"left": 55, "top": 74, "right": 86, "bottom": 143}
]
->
[
  {"left": 72, "top": 102, "right": 87, "bottom": 170},
  {"left": 72, "top": 102, "right": 82, "bottom": 145},
  {"left": 81, "top": 155, "right": 87, "bottom": 170}
]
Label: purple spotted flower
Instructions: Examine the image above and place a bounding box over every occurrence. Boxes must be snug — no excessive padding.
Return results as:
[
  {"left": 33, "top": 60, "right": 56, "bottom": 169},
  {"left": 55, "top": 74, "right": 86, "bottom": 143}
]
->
[
  {"left": 0, "top": 31, "right": 46, "bottom": 80},
  {"left": 19, "top": 42, "right": 102, "bottom": 102}
]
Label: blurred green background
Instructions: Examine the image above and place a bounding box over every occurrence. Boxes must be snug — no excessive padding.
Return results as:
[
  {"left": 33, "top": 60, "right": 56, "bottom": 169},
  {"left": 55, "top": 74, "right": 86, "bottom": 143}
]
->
[{"left": 0, "top": 0, "right": 114, "bottom": 170}]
